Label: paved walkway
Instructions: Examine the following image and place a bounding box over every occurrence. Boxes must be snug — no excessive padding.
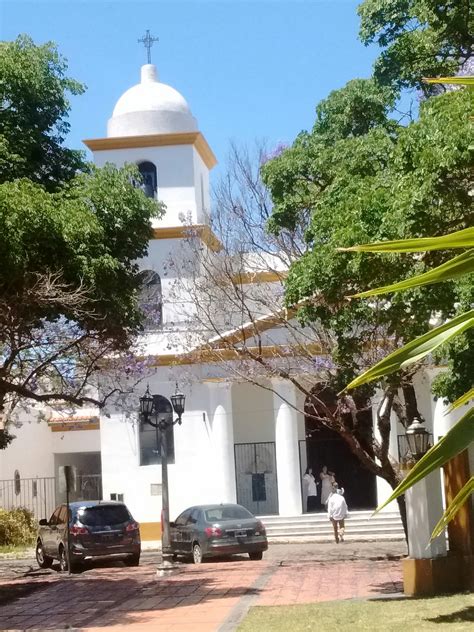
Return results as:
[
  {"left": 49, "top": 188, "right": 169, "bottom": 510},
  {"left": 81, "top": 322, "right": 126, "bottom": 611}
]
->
[{"left": 0, "top": 543, "right": 406, "bottom": 632}]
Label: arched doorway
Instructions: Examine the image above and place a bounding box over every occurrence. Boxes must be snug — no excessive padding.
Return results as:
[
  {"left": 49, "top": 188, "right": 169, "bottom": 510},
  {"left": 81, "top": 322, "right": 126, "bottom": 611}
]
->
[{"left": 304, "top": 385, "right": 377, "bottom": 510}]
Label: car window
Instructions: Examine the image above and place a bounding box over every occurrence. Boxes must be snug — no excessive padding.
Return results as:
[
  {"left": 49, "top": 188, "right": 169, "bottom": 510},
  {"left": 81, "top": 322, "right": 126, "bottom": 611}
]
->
[
  {"left": 205, "top": 505, "right": 254, "bottom": 522},
  {"left": 77, "top": 505, "right": 131, "bottom": 526},
  {"left": 187, "top": 509, "right": 200, "bottom": 525},
  {"left": 49, "top": 507, "right": 61, "bottom": 526},
  {"left": 58, "top": 506, "right": 68, "bottom": 524},
  {"left": 175, "top": 510, "right": 191, "bottom": 526}
]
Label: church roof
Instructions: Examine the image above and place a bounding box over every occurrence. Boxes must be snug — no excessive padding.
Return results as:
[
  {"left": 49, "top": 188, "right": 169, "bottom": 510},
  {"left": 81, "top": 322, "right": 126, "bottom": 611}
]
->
[{"left": 107, "top": 64, "right": 198, "bottom": 137}]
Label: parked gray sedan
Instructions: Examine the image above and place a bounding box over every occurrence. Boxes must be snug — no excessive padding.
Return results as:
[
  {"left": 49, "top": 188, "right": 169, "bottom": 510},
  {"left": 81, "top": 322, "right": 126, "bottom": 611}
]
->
[
  {"left": 170, "top": 503, "right": 268, "bottom": 564},
  {"left": 36, "top": 501, "right": 141, "bottom": 571}
]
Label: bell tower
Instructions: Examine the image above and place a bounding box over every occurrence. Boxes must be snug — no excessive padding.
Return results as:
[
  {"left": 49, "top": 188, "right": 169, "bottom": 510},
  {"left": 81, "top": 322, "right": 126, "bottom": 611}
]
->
[{"left": 83, "top": 62, "right": 217, "bottom": 230}]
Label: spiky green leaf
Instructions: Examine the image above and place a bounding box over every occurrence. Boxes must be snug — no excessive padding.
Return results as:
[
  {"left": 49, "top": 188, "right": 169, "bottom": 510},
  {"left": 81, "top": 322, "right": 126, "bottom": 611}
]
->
[
  {"left": 340, "top": 227, "right": 474, "bottom": 254},
  {"left": 430, "top": 476, "right": 474, "bottom": 540},
  {"left": 424, "top": 76, "right": 474, "bottom": 86},
  {"left": 375, "top": 407, "right": 474, "bottom": 513},
  {"left": 343, "top": 311, "right": 474, "bottom": 392},
  {"left": 447, "top": 388, "right": 474, "bottom": 412},
  {"left": 351, "top": 249, "right": 474, "bottom": 298}
]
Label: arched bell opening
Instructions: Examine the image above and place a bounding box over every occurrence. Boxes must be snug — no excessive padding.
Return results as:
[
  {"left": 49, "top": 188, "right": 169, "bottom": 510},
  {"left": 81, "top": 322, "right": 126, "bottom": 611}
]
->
[
  {"left": 137, "top": 161, "right": 157, "bottom": 198},
  {"left": 303, "top": 384, "right": 377, "bottom": 510}
]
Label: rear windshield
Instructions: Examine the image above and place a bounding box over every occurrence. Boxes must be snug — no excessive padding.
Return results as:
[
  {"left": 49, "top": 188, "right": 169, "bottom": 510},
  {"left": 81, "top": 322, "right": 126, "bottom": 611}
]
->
[
  {"left": 77, "top": 505, "right": 130, "bottom": 526},
  {"left": 205, "top": 506, "right": 253, "bottom": 522}
]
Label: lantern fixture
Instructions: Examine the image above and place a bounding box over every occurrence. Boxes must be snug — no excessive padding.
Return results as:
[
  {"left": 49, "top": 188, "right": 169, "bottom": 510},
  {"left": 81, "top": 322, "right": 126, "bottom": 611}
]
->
[{"left": 406, "top": 417, "right": 431, "bottom": 461}]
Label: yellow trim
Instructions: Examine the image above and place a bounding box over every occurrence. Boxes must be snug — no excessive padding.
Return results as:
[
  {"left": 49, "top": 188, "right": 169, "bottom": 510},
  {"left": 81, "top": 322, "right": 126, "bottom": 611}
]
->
[
  {"left": 402, "top": 555, "right": 469, "bottom": 595},
  {"left": 151, "top": 225, "right": 222, "bottom": 252},
  {"left": 140, "top": 521, "right": 162, "bottom": 541},
  {"left": 82, "top": 131, "right": 217, "bottom": 170},
  {"left": 230, "top": 270, "right": 288, "bottom": 285},
  {"left": 149, "top": 343, "right": 325, "bottom": 367},
  {"left": 49, "top": 423, "right": 100, "bottom": 433}
]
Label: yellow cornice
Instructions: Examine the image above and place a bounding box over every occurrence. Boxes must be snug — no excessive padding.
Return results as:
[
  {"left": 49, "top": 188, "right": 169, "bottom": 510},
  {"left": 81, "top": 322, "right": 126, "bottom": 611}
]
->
[
  {"left": 82, "top": 131, "right": 217, "bottom": 170},
  {"left": 230, "top": 270, "right": 288, "bottom": 285},
  {"left": 150, "top": 343, "right": 325, "bottom": 367},
  {"left": 151, "top": 225, "right": 222, "bottom": 252}
]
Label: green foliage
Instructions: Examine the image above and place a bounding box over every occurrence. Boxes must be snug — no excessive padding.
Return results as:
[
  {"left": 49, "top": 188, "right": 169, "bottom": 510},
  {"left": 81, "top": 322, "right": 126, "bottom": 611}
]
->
[
  {"left": 0, "top": 35, "right": 87, "bottom": 189},
  {"left": 376, "top": 407, "right": 474, "bottom": 513},
  {"left": 0, "top": 163, "right": 158, "bottom": 343},
  {"left": 358, "top": 0, "right": 473, "bottom": 93},
  {"left": 0, "top": 507, "right": 36, "bottom": 546},
  {"left": 0, "top": 36, "right": 163, "bottom": 418},
  {"left": 263, "top": 85, "right": 472, "bottom": 388}
]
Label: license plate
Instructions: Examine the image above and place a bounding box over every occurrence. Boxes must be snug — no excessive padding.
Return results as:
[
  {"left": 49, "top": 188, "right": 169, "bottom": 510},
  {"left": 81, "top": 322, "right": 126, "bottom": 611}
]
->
[{"left": 235, "top": 530, "right": 247, "bottom": 537}]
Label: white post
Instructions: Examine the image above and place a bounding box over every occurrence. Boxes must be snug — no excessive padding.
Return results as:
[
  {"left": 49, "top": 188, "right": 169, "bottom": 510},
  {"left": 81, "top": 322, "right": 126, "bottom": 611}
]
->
[
  {"left": 272, "top": 379, "right": 302, "bottom": 516},
  {"left": 209, "top": 382, "right": 237, "bottom": 503},
  {"left": 406, "top": 470, "right": 447, "bottom": 559}
]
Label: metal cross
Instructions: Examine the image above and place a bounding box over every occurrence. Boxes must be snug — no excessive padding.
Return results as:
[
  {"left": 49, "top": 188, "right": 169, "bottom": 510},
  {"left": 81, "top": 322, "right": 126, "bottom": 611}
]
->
[{"left": 138, "top": 30, "right": 159, "bottom": 64}]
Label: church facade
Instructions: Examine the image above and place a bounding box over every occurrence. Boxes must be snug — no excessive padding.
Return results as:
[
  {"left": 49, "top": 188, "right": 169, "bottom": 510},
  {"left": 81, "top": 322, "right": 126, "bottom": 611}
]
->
[{"left": 1, "top": 61, "right": 468, "bottom": 543}]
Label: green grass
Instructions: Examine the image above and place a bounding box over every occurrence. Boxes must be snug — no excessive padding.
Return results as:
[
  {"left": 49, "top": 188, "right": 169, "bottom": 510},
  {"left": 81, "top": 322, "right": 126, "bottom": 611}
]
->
[
  {"left": 0, "top": 544, "right": 34, "bottom": 558},
  {"left": 238, "top": 594, "right": 474, "bottom": 631}
]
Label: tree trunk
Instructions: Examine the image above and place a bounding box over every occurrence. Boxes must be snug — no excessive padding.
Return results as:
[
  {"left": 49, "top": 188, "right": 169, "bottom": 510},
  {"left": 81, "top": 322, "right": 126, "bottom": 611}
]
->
[{"left": 396, "top": 493, "right": 408, "bottom": 542}]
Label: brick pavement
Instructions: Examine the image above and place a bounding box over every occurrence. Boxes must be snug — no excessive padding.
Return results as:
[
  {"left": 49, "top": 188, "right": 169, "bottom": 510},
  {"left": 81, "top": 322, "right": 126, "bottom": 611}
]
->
[{"left": 0, "top": 544, "right": 405, "bottom": 632}]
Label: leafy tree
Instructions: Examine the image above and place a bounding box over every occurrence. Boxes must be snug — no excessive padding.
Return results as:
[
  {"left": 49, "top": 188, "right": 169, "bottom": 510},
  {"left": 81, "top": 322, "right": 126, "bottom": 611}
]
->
[
  {"left": 261, "top": 78, "right": 471, "bottom": 531},
  {"left": 341, "top": 76, "right": 474, "bottom": 536},
  {"left": 358, "top": 0, "right": 473, "bottom": 93},
  {"left": 0, "top": 35, "right": 86, "bottom": 189},
  {"left": 0, "top": 37, "right": 162, "bottom": 438}
]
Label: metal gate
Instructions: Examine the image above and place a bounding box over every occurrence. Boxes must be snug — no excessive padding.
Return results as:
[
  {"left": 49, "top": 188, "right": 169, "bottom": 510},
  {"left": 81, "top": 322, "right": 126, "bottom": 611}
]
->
[
  {"left": 234, "top": 442, "right": 278, "bottom": 515},
  {"left": 0, "top": 477, "right": 56, "bottom": 520}
]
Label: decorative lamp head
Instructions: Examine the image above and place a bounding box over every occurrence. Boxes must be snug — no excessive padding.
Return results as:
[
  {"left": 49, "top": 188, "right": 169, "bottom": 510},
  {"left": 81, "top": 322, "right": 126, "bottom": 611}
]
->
[
  {"left": 171, "top": 383, "right": 185, "bottom": 422},
  {"left": 139, "top": 384, "right": 154, "bottom": 419},
  {"left": 406, "top": 417, "right": 430, "bottom": 461}
]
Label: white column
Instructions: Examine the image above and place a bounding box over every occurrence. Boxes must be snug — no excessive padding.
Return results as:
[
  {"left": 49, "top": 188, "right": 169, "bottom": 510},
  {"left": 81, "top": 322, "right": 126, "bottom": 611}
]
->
[
  {"left": 406, "top": 470, "right": 447, "bottom": 559},
  {"left": 272, "top": 379, "right": 302, "bottom": 516},
  {"left": 209, "top": 382, "right": 236, "bottom": 503}
]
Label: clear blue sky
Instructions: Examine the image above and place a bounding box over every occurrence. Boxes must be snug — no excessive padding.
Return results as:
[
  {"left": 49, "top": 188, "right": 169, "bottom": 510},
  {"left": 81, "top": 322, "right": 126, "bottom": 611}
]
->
[{"left": 1, "top": 0, "right": 380, "bottom": 170}]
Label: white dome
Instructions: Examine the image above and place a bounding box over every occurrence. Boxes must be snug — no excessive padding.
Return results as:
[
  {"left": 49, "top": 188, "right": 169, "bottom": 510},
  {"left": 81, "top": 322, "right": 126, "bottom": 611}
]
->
[{"left": 107, "top": 64, "right": 198, "bottom": 137}]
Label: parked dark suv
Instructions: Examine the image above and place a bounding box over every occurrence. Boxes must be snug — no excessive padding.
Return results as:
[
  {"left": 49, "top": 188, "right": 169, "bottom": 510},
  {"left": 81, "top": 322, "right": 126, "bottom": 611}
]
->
[{"left": 36, "top": 501, "right": 141, "bottom": 571}]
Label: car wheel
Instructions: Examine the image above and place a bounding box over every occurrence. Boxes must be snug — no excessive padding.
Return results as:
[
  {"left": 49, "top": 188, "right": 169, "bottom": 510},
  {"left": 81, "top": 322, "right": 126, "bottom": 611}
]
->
[
  {"left": 249, "top": 551, "right": 263, "bottom": 561},
  {"left": 35, "top": 540, "right": 53, "bottom": 569},
  {"left": 124, "top": 553, "right": 140, "bottom": 567},
  {"left": 192, "top": 543, "right": 203, "bottom": 564}
]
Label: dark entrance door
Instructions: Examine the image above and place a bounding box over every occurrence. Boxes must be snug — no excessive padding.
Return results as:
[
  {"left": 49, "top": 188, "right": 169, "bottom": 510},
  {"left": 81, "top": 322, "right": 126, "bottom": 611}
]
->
[
  {"left": 304, "top": 429, "right": 376, "bottom": 509},
  {"left": 305, "top": 385, "right": 377, "bottom": 510}
]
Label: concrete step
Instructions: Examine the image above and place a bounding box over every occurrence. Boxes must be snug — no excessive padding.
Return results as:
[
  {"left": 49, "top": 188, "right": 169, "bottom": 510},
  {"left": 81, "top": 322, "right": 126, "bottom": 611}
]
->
[{"left": 258, "top": 510, "right": 405, "bottom": 542}]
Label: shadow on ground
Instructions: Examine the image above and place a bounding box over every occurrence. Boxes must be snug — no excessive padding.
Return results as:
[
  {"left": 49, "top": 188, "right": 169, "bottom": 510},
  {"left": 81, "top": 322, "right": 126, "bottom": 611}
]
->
[
  {"left": 0, "top": 558, "right": 264, "bottom": 630},
  {"left": 426, "top": 606, "right": 474, "bottom": 624}
]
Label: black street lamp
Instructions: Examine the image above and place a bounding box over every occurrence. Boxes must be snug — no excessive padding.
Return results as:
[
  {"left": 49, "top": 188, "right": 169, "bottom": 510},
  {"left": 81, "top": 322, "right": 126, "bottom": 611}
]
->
[
  {"left": 406, "top": 417, "right": 431, "bottom": 462},
  {"left": 139, "top": 383, "right": 185, "bottom": 571}
]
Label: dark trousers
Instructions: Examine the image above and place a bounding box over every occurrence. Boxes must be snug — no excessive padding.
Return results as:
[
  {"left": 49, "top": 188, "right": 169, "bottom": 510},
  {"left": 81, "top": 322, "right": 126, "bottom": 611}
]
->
[{"left": 307, "top": 495, "right": 318, "bottom": 512}]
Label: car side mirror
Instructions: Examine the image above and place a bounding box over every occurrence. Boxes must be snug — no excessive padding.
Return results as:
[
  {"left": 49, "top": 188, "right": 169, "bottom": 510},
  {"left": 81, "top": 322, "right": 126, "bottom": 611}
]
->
[{"left": 38, "top": 519, "right": 48, "bottom": 526}]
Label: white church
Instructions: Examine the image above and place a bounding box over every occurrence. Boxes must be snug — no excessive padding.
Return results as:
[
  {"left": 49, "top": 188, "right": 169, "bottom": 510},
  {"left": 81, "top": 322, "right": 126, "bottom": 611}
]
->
[{"left": 0, "top": 57, "right": 470, "bottom": 543}]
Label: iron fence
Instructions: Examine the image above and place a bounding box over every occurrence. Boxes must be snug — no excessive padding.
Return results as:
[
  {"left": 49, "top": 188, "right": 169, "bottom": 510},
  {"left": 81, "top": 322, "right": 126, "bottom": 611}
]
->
[
  {"left": 0, "top": 477, "right": 56, "bottom": 519},
  {"left": 0, "top": 474, "right": 103, "bottom": 519}
]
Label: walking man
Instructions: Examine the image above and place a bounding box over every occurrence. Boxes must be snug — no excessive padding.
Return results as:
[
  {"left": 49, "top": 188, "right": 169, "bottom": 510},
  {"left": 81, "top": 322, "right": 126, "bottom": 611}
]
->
[{"left": 327, "top": 485, "right": 348, "bottom": 543}]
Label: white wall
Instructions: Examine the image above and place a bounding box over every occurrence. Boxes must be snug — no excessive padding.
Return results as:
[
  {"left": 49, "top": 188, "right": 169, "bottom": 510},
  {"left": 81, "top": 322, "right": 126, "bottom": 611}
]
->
[
  {"left": 92, "top": 145, "right": 207, "bottom": 228},
  {"left": 231, "top": 382, "right": 275, "bottom": 444},
  {"left": 0, "top": 415, "right": 54, "bottom": 480},
  {"left": 100, "top": 377, "right": 217, "bottom": 523}
]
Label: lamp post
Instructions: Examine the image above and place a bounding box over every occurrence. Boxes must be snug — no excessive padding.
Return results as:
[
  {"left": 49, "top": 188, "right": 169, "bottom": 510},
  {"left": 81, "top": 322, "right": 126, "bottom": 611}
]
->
[
  {"left": 139, "top": 383, "right": 185, "bottom": 572},
  {"left": 406, "top": 417, "right": 431, "bottom": 462},
  {"left": 402, "top": 416, "right": 447, "bottom": 595}
]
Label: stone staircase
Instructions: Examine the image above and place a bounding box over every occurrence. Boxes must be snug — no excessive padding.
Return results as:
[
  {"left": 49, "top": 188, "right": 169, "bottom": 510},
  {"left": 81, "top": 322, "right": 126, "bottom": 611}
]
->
[{"left": 258, "top": 510, "right": 405, "bottom": 542}]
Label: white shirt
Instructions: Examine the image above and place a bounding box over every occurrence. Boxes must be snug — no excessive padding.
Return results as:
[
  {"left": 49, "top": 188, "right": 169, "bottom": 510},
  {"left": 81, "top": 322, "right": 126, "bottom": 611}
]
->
[
  {"left": 303, "top": 473, "right": 317, "bottom": 496},
  {"left": 327, "top": 492, "right": 348, "bottom": 521}
]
